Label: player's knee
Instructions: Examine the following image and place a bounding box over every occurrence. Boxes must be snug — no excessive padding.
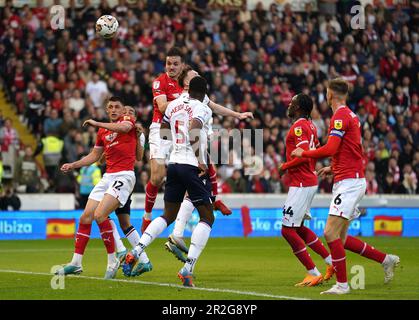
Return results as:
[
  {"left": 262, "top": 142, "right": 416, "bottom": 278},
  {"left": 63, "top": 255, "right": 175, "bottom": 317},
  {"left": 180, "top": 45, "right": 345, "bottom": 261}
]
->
[
  {"left": 200, "top": 217, "right": 214, "bottom": 227},
  {"left": 119, "top": 220, "right": 131, "bottom": 231},
  {"left": 323, "top": 229, "right": 336, "bottom": 242},
  {"left": 93, "top": 211, "right": 105, "bottom": 223},
  {"left": 150, "top": 174, "right": 163, "bottom": 186},
  {"left": 80, "top": 211, "right": 94, "bottom": 224},
  {"left": 161, "top": 214, "right": 176, "bottom": 226}
]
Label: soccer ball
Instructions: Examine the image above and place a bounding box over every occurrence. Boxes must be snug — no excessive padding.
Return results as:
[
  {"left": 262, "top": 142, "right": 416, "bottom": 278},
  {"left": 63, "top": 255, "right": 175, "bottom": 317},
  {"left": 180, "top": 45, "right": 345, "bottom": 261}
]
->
[{"left": 95, "top": 15, "right": 119, "bottom": 39}]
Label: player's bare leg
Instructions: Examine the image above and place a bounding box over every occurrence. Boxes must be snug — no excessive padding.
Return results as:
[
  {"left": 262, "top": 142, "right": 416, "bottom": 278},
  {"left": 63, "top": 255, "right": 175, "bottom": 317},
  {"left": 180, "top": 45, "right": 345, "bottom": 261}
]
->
[
  {"left": 124, "top": 201, "right": 180, "bottom": 277},
  {"left": 94, "top": 194, "right": 123, "bottom": 279},
  {"left": 178, "top": 203, "right": 214, "bottom": 287},
  {"left": 142, "top": 158, "right": 166, "bottom": 233},
  {"left": 282, "top": 226, "right": 324, "bottom": 287},
  {"left": 55, "top": 199, "right": 98, "bottom": 275},
  {"left": 321, "top": 216, "right": 350, "bottom": 295}
]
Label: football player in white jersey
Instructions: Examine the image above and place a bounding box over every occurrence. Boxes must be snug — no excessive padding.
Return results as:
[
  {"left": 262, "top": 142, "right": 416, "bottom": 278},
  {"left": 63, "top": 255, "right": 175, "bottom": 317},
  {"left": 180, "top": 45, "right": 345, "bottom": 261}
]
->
[{"left": 123, "top": 77, "right": 214, "bottom": 287}]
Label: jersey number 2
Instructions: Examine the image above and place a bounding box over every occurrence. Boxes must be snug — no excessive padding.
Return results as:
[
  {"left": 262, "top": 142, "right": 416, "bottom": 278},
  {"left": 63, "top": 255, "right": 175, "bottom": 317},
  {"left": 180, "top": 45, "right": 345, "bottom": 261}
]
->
[{"left": 175, "top": 120, "right": 185, "bottom": 144}]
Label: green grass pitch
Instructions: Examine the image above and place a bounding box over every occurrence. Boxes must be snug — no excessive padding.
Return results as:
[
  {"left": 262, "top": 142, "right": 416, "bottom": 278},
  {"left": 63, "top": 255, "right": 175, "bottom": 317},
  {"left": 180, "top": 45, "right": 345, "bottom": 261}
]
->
[{"left": 0, "top": 237, "right": 418, "bottom": 300}]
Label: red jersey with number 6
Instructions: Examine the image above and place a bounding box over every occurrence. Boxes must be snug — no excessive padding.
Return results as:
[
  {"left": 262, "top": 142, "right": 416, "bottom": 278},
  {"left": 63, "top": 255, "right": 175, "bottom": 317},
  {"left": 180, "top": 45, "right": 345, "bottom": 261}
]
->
[
  {"left": 94, "top": 115, "right": 136, "bottom": 173},
  {"left": 285, "top": 118, "right": 319, "bottom": 187},
  {"left": 328, "top": 106, "right": 365, "bottom": 182},
  {"left": 152, "top": 73, "right": 183, "bottom": 123}
]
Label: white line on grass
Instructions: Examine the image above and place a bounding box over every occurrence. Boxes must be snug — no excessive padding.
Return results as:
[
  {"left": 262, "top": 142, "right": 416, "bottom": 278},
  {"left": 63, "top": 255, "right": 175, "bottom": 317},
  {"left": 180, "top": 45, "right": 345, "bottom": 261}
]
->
[{"left": 0, "top": 269, "right": 310, "bottom": 300}]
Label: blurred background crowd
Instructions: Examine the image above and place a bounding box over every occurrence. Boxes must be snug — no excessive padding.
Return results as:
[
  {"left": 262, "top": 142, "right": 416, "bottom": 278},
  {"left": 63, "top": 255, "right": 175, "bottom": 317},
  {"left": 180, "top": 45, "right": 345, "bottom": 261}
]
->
[{"left": 0, "top": 0, "right": 418, "bottom": 209}]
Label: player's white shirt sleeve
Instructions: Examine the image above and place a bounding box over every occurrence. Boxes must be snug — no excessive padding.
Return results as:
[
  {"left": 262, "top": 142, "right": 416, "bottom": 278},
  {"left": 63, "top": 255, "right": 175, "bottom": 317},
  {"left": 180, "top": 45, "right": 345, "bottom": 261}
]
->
[
  {"left": 192, "top": 101, "right": 212, "bottom": 127},
  {"left": 203, "top": 94, "right": 210, "bottom": 106}
]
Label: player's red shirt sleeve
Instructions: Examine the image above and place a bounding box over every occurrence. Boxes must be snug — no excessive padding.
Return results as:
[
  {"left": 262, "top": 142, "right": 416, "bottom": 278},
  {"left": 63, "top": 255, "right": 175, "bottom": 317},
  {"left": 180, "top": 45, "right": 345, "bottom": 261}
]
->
[
  {"left": 152, "top": 76, "right": 167, "bottom": 99},
  {"left": 120, "top": 115, "right": 135, "bottom": 128},
  {"left": 302, "top": 135, "right": 341, "bottom": 158},
  {"left": 94, "top": 128, "right": 104, "bottom": 148}
]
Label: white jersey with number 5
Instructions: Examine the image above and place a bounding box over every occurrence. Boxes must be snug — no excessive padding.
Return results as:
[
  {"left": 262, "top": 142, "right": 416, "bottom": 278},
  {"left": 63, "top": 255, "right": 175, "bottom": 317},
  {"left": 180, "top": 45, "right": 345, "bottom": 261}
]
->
[{"left": 163, "top": 96, "right": 212, "bottom": 167}]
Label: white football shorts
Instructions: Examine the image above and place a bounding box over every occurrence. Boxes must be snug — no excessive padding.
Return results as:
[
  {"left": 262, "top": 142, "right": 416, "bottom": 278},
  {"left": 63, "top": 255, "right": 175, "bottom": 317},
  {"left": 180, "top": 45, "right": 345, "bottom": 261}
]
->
[
  {"left": 149, "top": 122, "right": 172, "bottom": 160},
  {"left": 89, "top": 170, "right": 135, "bottom": 207},
  {"left": 282, "top": 185, "right": 317, "bottom": 227},
  {"left": 329, "top": 178, "right": 366, "bottom": 220}
]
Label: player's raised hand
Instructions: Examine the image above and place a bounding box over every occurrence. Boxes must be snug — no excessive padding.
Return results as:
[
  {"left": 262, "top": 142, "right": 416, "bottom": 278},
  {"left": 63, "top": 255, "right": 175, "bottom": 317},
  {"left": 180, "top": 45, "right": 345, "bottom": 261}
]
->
[
  {"left": 317, "top": 166, "right": 332, "bottom": 178},
  {"left": 83, "top": 119, "right": 98, "bottom": 128},
  {"left": 198, "top": 163, "right": 208, "bottom": 177},
  {"left": 291, "top": 147, "right": 304, "bottom": 158},
  {"left": 61, "top": 163, "right": 74, "bottom": 173},
  {"left": 238, "top": 112, "right": 254, "bottom": 120}
]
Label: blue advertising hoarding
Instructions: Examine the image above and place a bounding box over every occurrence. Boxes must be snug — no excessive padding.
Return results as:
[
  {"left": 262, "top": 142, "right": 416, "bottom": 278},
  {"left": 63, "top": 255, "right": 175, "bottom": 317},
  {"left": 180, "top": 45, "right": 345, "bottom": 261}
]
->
[{"left": 0, "top": 208, "right": 418, "bottom": 240}]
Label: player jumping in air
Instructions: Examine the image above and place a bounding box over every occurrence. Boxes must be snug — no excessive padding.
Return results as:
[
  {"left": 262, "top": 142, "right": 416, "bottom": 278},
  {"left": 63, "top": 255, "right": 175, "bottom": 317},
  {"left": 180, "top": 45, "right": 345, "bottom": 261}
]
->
[
  {"left": 164, "top": 65, "right": 252, "bottom": 262},
  {"left": 56, "top": 96, "right": 138, "bottom": 279},
  {"left": 278, "top": 93, "right": 335, "bottom": 287},
  {"left": 292, "top": 79, "right": 400, "bottom": 294},
  {"left": 123, "top": 77, "right": 214, "bottom": 287},
  {"left": 142, "top": 48, "right": 252, "bottom": 233}
]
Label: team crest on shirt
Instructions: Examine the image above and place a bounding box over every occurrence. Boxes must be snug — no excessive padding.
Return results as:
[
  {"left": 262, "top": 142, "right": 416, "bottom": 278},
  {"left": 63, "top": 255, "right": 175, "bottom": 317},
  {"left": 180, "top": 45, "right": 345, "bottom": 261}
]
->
[
  {"left": 105, "top": 132, "right": 118, "bottom": 142},
  {"left": 334, "top": 120, "right": 343, "bottom": 130},
  {"left": 294, "top": 127, "right": 302, "bottom": 137},
  {"left": 123, "top": 116, "right": 131, "bottom": 121},
  {"left": 153, "top": 81, "right": 160, "bottom": 89}
]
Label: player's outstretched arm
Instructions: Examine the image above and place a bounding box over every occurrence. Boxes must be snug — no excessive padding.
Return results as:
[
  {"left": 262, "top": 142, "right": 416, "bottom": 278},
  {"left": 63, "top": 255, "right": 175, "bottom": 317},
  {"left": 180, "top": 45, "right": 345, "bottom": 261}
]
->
[
  {"left": 292, "top": 135, "right": 342, "bottom": 159},
  {"left": 155, "top": 95, "right": 170, "bottom": 114},
  {"left": 83, "top": 119, "right": 133, "bottom": 133},
  {"left": 61, "top": 147, "right": 103, "bottom": 173},
  {"left": 136, "top": 124, "right": 145, "bottom": 161},
  {"left": 208, "top": 100, "right": 254, "bottom": 120}
]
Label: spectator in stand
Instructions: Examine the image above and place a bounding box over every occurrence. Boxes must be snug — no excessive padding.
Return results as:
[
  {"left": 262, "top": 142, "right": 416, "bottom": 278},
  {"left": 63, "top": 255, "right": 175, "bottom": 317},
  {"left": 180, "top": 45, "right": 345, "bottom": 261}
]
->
[
  {"left": 0, "top": 1, "right": 417, "bottom": 194},
  {"left": 85, "top": 73, "right": 109, "bottom": 109},
  {"left": 14, "top": 145, "right": 42, "bottom": 193},
  {"left": 43, "top": 109, "right": 62, "bottom": 135},
  {"left": 0, "top": 118, "right": 19, "bottom": 152},
  {"left": 225, "top": 169, "right": 247, "bottom": 193}
]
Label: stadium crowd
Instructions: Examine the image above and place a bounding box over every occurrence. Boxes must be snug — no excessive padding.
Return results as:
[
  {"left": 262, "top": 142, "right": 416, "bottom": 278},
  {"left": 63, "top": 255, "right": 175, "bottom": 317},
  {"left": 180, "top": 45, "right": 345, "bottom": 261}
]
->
[{"left": 0, "top": 0, "right": 418, "bottom": 204}]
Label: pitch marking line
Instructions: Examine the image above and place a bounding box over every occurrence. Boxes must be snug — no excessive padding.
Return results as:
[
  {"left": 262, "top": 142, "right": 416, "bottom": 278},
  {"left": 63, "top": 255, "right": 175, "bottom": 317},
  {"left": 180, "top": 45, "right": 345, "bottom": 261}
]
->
[{"left": 0, "top": 269, "right": 311, "bottom": 300}]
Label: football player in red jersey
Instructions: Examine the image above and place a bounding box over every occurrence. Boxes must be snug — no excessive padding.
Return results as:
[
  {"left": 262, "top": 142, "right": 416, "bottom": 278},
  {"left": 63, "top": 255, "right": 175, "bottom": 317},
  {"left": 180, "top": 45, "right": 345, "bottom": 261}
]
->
[
  {"left": 56, "top": 96, "right": 139, "bottom": 279},
  {"left": 278, "top": 93, "right": 334, "bottom": 287},
  {"left": 292, "top": 79, "right": 400, "bottom": 294},
  {"left": 142, "top": 49, "right": 253, "bottom": 233}
]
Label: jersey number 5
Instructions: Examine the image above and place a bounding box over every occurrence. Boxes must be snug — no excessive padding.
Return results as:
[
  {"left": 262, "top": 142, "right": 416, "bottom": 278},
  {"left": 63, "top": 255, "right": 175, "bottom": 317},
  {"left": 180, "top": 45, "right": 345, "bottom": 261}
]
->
[{"left": 175, "top": 120, "right": 185, "bottom": 144}]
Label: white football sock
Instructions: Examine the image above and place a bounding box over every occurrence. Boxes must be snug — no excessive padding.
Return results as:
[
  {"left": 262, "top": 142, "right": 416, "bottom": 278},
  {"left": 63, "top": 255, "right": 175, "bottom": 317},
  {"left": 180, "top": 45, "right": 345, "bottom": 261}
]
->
[
  {"left": 308, "top": 267, "right": 321, "bottom": 277},
  {"left": 133, "top": 217, "right": 167, "bottom": 257},
  {"left": 337, "top": 281, "right": 349, "bottom": 289},
  {"left": 325, "top": 255, "right": 332, "bottom": 266},
  {"left": 71, "top": 253, "right": 83, "bottom": 266},
  {"left": 173, "top": 198, "right": 194, "bottom": 238},
  {"left": 125, "top": 226, "right": 141, "bottom": 248},
  {"left": 107, "top": 253, "right": 118, "bottom": 267},
  {"left": 184, "top": 221, "right": 211, "bottom": 273},
  {"left": 109, "top": 219, "right": 126, "bottom": 253}
]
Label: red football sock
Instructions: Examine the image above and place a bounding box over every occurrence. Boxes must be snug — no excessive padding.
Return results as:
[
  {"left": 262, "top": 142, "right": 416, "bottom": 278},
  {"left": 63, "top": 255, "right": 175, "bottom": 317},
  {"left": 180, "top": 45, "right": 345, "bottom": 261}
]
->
[
  {"left": 145, "top": 181, "right": 159, "bottom": 214},
  {"left": 208, "top": 163, "right": 218, "bottom": 196},
  {"left": 327, "top": 239, "right": 347, "bottom": 283},
  {"left": 297, "top": 226, "right": 330, "bottom": 259},
  {"left": 282, "top": 226, "right": 315, "bottom": 271},
  {"left": 98, "top": 219, "right": 115, "bottom": 254},
  {"left": 75, "top": 223, "right": 92, "bottom": 255},
  {"left": 344, "top": 235, "right": 386, "bottom": 263}
]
